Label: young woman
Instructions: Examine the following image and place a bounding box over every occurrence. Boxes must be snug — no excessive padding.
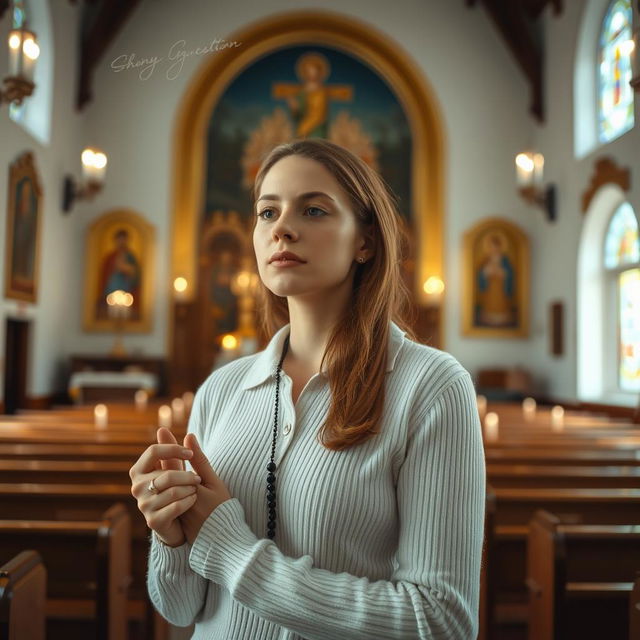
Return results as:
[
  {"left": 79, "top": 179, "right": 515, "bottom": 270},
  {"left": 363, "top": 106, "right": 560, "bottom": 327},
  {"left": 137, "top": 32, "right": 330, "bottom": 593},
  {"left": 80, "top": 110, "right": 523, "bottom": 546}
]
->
[{"left": 130, "top": 138, "right": 486, "bottom": 639}]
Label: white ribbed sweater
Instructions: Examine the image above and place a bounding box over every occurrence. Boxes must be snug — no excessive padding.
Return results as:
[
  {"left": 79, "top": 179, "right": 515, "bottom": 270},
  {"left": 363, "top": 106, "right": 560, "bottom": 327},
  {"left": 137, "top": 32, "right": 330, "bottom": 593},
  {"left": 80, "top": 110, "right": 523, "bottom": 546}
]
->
[{"left": 147, "top": 321, "right": 486, "bottom": 640}]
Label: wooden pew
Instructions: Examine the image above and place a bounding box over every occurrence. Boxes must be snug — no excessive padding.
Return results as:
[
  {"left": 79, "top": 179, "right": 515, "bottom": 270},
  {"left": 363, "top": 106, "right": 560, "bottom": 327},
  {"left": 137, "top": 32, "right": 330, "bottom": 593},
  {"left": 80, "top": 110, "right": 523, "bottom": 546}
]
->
[
  {"left": 526, "top": 510, "right": 640, "bottom": 640},
  {"left": 0, "top": 483, "right": 155, "bottom": 639},
  {"left": 0, "top": 459, "right": 132, "bottom": 484},
  {"left": 485, "top": 447, "right": 640, "bottom": 467},
  {"left": 0, "top": 443, "right": 145, "bottom": 461},
  {"left": 487, "top": 464, "right": 640, "bottom": 489},
  {"left": 631, "top": 573, "right": 640, "bottom": 640},
  {"left": 0, "top": 503, "right": 131, "bottom": 640},
  {"left": 487, "top": 485, "right": 640, "bottom": 637},
  {"left": 0, "top": 550, "right": 46, "bottom": 640}
]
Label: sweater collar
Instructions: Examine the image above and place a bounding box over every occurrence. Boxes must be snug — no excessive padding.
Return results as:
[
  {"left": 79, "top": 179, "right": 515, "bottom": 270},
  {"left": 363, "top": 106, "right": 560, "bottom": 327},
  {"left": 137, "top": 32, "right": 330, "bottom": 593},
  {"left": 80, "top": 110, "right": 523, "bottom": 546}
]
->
[{"left": 240, "top": 320, "right": 407, "bottom": 391}]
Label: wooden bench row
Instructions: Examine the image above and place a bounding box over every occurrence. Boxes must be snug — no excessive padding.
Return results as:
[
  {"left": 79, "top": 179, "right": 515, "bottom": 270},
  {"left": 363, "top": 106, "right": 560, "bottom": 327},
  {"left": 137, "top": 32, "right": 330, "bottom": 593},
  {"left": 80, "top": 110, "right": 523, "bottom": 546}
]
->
[{"left": 0, "top": 503, "right": 132, "bottom": 640}]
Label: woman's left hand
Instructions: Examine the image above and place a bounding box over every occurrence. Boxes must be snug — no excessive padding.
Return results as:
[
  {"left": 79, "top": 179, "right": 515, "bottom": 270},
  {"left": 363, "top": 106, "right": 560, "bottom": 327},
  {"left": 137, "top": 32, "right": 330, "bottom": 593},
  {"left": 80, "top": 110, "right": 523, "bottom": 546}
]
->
[
  {"left": 158, "top": 429, "right": 231, "bottom": 544},
  {"left": 177, "top": 432, "right": 233, "bottom": 545}
]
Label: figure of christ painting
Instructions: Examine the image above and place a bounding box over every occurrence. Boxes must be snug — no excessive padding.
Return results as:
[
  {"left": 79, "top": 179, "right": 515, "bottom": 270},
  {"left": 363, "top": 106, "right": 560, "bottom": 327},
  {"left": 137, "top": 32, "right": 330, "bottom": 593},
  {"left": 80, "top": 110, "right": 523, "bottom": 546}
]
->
[
  {"left": 5, "top": 152, "right": 43, "bottom": 303},
  {"left": 95, "top": 228, "right": 141, "bottom": 321},
  {"left": 273, "top": 52, "right": 353, "bottom": 139},
  {"left": 203, "top": 44, "right": 412, "bottom": 227},
  {"left": 11, "top": 177, "right": 38, "bottom": 289}
]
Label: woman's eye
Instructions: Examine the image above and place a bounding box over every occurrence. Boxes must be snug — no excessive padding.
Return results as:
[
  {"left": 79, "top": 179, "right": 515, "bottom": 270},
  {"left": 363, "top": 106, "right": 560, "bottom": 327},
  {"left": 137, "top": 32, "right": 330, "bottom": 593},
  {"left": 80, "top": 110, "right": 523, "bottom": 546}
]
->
[{"left": 257, "top": 206, "right": 326, "bottom": 220}]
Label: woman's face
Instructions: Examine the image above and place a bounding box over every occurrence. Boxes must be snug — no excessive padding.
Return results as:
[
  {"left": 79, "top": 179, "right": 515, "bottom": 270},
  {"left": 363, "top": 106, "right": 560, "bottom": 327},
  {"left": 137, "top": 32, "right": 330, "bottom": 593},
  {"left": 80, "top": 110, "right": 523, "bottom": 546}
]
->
[{"left": 253, "top": 154, "right": 366, "bottom": 300}]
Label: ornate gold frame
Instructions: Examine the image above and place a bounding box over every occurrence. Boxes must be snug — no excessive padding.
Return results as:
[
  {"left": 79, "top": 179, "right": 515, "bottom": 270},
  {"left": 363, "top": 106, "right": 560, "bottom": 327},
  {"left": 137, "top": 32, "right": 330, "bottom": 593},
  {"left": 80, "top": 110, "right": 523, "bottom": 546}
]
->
[
  {"left": 4, "top": 152, "right": 43, "bottom": 303},
  {"left": 169, "top": 10, "right": 445, "bottom": 352},
  {"left": 462, "top": 217, "right": 530, "bottom": 338},
  {"left": 82, "top": 208, "right": 155, "bottom": 332}
]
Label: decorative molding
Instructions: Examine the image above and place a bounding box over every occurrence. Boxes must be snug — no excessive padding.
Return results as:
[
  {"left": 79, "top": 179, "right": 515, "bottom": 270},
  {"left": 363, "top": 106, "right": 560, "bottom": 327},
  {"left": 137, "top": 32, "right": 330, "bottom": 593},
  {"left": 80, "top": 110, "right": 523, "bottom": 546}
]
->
[{"left": 581, "top": 156, "right": 631, "bottom": 213}]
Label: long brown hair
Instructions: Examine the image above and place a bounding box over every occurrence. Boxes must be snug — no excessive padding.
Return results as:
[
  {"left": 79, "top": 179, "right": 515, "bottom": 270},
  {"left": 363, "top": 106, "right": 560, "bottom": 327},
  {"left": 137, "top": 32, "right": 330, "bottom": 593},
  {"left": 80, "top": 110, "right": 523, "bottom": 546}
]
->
[{"left": 252, "top": 138, "right": 418, "bottom": 451}]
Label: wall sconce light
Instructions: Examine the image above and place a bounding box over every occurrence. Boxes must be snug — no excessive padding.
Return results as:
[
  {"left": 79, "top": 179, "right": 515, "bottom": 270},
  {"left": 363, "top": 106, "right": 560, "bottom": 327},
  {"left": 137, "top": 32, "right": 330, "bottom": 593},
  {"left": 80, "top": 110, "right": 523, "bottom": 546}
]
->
[
  {"left": 62, "top": 147, "right": 108, "bottom": 213},
  {"left": 423, "top": 276, "right": 445, "bottom": 306},
  {"left": 173, "top": 276, "right": 189, "bottom": 302},
  {"left": 631, "top": 1, "right": 639, "bottom": 92},
  {"left": 0, "top": 24, "right": 40, "bottom": 106},
  {"left": 515, "top": 151, "right": 557, "bottom": 222}
]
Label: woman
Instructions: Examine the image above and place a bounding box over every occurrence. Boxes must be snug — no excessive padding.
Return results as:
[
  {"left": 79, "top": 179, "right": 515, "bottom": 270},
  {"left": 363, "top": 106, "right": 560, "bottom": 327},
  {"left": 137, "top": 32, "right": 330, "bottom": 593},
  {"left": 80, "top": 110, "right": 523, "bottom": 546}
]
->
[{"left": 130, "top": 138, "right": 486, "bottom": 639}]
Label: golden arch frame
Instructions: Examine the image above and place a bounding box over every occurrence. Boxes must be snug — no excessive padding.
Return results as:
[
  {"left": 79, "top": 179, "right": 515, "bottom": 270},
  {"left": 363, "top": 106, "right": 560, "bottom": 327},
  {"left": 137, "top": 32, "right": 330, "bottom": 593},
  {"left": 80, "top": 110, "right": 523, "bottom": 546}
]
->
[{"left": 169, "top": 10, "right": 446, "bottom": 351}]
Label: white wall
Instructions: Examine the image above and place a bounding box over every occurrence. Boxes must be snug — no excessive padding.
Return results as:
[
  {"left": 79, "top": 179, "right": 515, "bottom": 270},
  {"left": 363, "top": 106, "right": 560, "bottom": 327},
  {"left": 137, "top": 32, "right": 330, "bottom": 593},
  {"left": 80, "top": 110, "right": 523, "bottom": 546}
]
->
[
  {"left": 3, "top": 0, "right": 634, "bottom": 405},
  {"left": 0, "top": 0, "right": 86, "bottom": 401},
  {"left": 529, "top": 0, "right": 640, "bottom": 402}
]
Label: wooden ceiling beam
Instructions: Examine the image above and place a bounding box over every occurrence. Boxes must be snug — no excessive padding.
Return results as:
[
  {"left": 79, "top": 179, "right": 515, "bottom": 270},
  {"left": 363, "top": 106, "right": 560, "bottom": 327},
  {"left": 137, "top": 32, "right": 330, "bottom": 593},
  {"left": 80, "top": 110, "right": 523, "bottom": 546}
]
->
[
  {"left": 77, "top": 0, "right": 142, "bottom": 110},
  {"left": 467, "top": 0, "right": 563, "bottom": 122}
]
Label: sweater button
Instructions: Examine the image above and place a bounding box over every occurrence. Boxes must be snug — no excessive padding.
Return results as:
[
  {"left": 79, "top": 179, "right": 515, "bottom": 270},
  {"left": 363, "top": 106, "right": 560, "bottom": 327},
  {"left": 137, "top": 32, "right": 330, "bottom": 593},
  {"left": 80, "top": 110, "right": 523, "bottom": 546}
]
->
[{"left": 283, "top": 423, "right": 291, "bottom": 435}]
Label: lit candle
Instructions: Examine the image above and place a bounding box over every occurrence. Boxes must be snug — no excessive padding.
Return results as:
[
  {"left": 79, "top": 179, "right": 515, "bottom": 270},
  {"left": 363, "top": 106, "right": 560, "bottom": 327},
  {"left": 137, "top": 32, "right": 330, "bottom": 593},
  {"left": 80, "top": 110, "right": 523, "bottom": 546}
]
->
[
  {"left": 522, "top": 397, "right": 537, "bottom": 421},
  {"left": 21, "top": 33, "right": 39, "bottom": 82},
  {"left": 476, "top": 395, "right": 487, "bottom": 420},
  {"left": 135, "top": 389, "right": 148, "bottom": 410},
  {"left": 484, "top": 412, "right": 499, "bottom": 441},
  {"left": 551, "top": 405, "right": 565, "bottom": 431},
  {"left": 173, "top": 277, "right": 188, "bottom": 302},
  {"left": 171, "top": 398, "right": 185, "bottom": 423},
  {"left": 8, "top": 30, "right": 21, "bottom": 77},
  {"left": 423, "top": 276, "right": 445, "bottom": 306},
  {"left": 94, "top": 404, "right": 108, "bottom": 429},
  {"left": 158, "top": 405, "right": 172, "bottom": 429},
  {"left": 182, "top": 391, "right": 194, "bottom": 411},
  {"left": 515, "top": 152, "right": 534, "bottom": 187},
  {"left": 81, "top": 148, "right": 107, "bottom": 184}
]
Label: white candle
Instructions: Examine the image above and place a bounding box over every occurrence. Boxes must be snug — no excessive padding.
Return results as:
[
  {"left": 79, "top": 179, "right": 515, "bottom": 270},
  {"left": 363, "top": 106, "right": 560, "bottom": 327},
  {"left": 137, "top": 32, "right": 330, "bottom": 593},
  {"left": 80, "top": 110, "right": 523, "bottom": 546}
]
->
[
  {"left": 158, "top": 405, "right": 172, "bottom": 429},
  {"left": 476, "top": 395, "right": 487, "bottom": 420},
  {"left": 8, "top": 30, "right": 21, "bottom": 76},
  {"left": 134, "top": 389, "right": 148, "bottom": 410},
  {"left": 522, "top": 397, "right": 537, "bottom": 421},
  {"left": 182, "top": 391, "right": 194, "bottom": 412},
  {"left": 551, "top": 405, "right": 565, "bottom": 431},
  {"left": 515, "top": 152, "right": 534, "bottom": 187},
  {"left": 484, "top": 412, "right": 499, "bottom": 441},
  {"left": 94, "top": 404, "right": 108, "bottom": 429},
  {"left": 171, "top": 398, "right": 185, "bottom": 423}
]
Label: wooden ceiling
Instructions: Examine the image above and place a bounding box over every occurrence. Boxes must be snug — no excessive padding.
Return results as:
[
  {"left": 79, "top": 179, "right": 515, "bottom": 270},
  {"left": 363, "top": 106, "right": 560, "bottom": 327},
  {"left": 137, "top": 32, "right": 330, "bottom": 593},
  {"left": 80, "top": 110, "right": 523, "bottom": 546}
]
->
[
  {"left": 1, "top": 0, "right": 565, "bottom": 119},
  {"left": 467, "top": 0, "right": 564, "bottom": 122}
]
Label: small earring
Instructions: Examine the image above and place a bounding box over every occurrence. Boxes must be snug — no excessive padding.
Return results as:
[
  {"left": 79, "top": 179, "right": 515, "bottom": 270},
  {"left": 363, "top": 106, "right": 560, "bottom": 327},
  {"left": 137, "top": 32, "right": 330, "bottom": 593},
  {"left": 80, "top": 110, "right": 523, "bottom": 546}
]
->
[{"left": 357, "top": 257, "right": 365, "bottom": 263}]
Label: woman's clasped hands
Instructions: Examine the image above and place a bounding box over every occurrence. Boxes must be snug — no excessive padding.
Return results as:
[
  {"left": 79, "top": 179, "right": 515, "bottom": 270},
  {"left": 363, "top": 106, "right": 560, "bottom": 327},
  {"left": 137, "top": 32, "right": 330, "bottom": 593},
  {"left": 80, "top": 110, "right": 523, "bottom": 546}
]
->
[{"left": 129, "top": 427, "right": 232, "bottom": 548}]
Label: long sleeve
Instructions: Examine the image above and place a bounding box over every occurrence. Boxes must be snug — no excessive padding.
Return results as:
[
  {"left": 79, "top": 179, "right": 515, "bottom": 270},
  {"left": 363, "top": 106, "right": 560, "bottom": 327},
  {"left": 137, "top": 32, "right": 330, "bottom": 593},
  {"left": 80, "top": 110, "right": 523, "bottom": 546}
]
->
[
  {"left": 187, "top": 372, "right": 486, "bottom": 639},
  {"left": 146, "top": 386, "right": 210, "bottom": 627}
]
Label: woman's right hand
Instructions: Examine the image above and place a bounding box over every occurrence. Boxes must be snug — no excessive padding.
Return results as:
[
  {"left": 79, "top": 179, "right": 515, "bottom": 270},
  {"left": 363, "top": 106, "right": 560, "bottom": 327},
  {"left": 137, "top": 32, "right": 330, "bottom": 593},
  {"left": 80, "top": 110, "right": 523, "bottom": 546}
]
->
[{"left": 129, "top": 441, "right": 202, "bottom": 547}]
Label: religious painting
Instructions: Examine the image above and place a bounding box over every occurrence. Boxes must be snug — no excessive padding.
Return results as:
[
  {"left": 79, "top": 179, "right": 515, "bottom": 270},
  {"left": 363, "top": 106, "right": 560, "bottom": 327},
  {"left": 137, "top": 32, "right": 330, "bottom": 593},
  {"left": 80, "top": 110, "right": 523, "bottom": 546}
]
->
[
  {"left": 462, "top": 218, "right": 530, "bottom": 338},
  {"left": 83, "top": 209, "right": 155, "bottom": 332},
  {"left": 202, "top": 45, "right": 412, "bottom": 229},
  {"left": 4, "top": 152, "right": 43, "bottom": 303}
]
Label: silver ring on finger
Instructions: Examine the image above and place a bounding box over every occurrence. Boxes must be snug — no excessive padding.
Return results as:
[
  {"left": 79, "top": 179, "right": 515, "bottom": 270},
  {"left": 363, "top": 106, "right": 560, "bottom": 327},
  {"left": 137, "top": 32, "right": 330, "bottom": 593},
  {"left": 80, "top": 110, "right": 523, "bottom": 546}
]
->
[{"left": 148, "top": 477, "right": 159, "bottom": 494}]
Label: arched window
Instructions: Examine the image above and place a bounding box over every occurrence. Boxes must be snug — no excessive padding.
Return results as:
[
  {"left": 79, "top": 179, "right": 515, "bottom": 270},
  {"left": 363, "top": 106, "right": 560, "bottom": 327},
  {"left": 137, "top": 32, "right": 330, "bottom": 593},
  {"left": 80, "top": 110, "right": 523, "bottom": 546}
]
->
[
  {"left": 598, "top": 0, "right": 634, "bottom": 143},
  {"left": 603, "top": 202, "right": 640, "bottom": 392}
]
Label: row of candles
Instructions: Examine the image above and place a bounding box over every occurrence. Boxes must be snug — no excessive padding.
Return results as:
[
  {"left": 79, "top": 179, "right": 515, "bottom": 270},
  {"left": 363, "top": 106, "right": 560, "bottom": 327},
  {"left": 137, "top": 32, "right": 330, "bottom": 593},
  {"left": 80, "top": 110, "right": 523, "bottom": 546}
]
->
[
  {"left": 92, "top": 390, "right": 194, "bottom": 429},
  {"left": 477, "top": 395, "right": 566, "bottom": 442}
]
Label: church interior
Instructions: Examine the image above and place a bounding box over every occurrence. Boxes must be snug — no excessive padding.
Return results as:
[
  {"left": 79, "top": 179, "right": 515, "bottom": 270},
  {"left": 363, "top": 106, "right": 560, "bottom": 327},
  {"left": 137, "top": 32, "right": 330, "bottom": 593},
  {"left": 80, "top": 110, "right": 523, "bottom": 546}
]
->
[{"left": 0, "top": 0, "right": 639, "bottom": 638}]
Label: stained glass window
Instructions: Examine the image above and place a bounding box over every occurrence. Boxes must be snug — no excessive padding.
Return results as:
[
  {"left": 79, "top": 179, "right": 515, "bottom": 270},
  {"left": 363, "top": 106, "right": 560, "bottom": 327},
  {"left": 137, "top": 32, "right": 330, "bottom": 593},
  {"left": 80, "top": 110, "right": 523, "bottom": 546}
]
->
[
  {"left": 618, "top": 269, "right": 640, "bottom": 391},
  {"left": 598, "top": 0, "right": 634, "bottom": 143},
  {"left": 604, "top": 202, "right": 640, "bottom": 268}
]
